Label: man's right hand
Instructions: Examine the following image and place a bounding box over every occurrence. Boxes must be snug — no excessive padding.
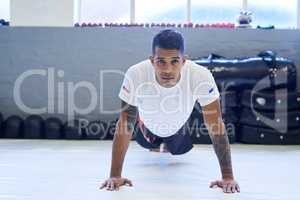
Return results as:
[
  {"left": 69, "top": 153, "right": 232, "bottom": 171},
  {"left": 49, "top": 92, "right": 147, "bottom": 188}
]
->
[{"left": 100, "top": 177, "right": 133, "bottom": 191}]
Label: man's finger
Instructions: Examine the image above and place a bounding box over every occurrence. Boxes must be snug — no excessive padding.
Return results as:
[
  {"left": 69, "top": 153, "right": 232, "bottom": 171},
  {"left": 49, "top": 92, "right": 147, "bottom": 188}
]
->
[
  {"left": 230, "top": 184, "right": 236, "bottom": 193},
  {"left": 116, "top": 181, "right": 122, "bottom": 190},
  {"left": 107, "top": 181, "right": 114, "bottom": 191},
  {"left": 106, "top": 181, "right": 111, "bottom": 190},
  {"left": 226, "top": 183, "right": 232, "bottom": 193},
  {"left": 222, "top": 184, "right": 227, "bottom": 193},
  {"left": 100, "top": 181, "right": 107, "bottom": 189},
  {"left": 111, "top": 182, "right": 116, "bottom": 191},
  {"left": 218, "top": 181, "right": 224, "bottom": 188},
  {"left": 236, "top": 184, "right": 240, "bottom": 192},
  {"left": 209, "top": 181, "right": 218, "bottom": 188},
  {"left": 115, "top": 185, "right": 119, "bottom": 191},
  {"left": 217, "top": 181, "right": 223, "bottom": 188},
  {"left": 124, "top": 179, "right": 133, "bottom": 187}
]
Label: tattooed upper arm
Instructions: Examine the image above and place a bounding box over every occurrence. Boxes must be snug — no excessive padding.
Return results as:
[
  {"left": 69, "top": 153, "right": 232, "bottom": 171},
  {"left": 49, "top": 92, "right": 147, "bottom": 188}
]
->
[{"left": 121, "top": 100, "right": 138, "bottom": 132}]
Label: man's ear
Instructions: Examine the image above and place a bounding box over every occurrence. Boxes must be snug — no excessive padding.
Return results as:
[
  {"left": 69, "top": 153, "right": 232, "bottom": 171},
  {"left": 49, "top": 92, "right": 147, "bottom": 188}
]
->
[
  {"left": 149, "top": 55, "right": 154, "bottom": 65},
  {"left": 182, "top": 55, "right": 187, "bottom": 65}
]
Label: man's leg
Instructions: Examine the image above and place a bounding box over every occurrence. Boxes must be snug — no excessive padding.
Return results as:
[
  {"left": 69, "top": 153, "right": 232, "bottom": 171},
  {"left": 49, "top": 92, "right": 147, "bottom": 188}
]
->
[
  {"left": 162, "top": 119, "right": 194, "bottom": 155},
  {"left": 135, "top": 116, "right": 193, "bottom": 154},
  {"left": 135, "top": 119, "right": 168, "bottom": 152}
]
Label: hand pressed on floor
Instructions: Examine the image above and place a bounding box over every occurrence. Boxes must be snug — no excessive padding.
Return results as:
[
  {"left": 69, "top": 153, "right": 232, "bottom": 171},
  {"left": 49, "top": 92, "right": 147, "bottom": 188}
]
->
[
  {"left": 209, "top": 179, "right": 240, "bottom": 193},
  {"left": 100, "top": 177, "right": 133, "bottom": 191}
]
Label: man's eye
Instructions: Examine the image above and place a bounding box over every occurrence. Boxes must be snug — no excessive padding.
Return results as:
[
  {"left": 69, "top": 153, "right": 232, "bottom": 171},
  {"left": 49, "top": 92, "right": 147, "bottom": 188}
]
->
[
  {"left": 158, "top": 60, "right": 166, "bottom": 65},
  {"left": 171, "top": 60, "right": 179, "bottom": 64}
]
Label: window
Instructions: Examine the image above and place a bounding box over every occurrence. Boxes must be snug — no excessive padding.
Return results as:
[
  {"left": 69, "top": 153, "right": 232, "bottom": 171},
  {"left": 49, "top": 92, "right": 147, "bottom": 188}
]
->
[
  {"left": 0, "top": 0, "right": 10, "bottom": 21},
  {"left": 192, "top": 0, "right": 241, "bottom": 23},
  {"left": 4, "top": 0, "right": 297, "bottom": 28},
  {"left": 248, "top": 0, "right": 297, "bottom": 28},
  {"left": 80, "top": 0, "right": 130, "bottom": 23},
  {"left": 136, "top": 0, "right": 186, "bottom": 23}
]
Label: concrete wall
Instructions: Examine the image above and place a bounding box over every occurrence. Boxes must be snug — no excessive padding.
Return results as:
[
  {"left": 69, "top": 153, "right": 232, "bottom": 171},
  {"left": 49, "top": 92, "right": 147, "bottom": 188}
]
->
[
  {"left": 0, "top": 0, "right": 10, "bottom": 21},
  {"left": 10, "top": 0, "right": 74, "bottom": 27},
  {"left": 298, "top": 0, "right": 300, "bottom": 28},
  {"left": 0, "top": 27, "right": 299, "bottom": 122}
]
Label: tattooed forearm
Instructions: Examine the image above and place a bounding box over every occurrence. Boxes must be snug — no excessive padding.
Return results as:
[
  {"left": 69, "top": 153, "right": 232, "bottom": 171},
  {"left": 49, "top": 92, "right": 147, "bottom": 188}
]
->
[
  {"left": 210, "top": 132, "right": 234, "bottom": 180},
  {"left": 121, "top": 100, "right": 137, "bottom": 132}
]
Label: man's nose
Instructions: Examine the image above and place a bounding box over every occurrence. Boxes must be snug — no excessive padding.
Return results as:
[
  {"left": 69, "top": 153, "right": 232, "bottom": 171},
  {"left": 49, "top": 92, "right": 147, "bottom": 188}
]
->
[{"left": 161, "top": 63, "right": 172, "bottom": 73}]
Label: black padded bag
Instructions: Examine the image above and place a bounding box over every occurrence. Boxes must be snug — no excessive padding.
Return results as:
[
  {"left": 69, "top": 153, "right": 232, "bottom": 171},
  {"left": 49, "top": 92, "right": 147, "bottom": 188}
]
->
[
  {"left": 193, "top": 51, "right": 297, "bottom": 91},
  {"left": 238, "top": 125, "right": 300, "bottom": 144},
  {"left": 216, "top": 78, "right": 258, "bottom": 92},
  {"left": 241, "top": 89, "right": 300, "bottom": 111},
  {"left": 219, "top": 91, "right": 238, "bottom": 107},
  {"left": 239, "top": 107, "right": 300, "bottom": 129}
]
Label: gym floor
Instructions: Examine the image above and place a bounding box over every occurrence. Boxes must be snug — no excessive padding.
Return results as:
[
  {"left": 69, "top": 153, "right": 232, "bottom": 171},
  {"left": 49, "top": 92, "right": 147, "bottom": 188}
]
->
[{"left": 0, "top": 139, "right": 299, "bottom": 200}]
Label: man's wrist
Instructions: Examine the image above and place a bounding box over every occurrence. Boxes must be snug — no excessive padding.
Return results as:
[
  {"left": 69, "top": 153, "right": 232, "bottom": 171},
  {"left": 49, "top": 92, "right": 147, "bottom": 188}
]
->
[
  {"left": 222, "top": 176, "right": 234, "bottom": 180},
  {"left": 221, "top": 168, "right": 234, "bottom": 180},
  {"left": 222, "top": 171, "right": 234, "bottom": 180},
  {"left": 110, "top": 173, "right": 121, "bottom": 178},
  {"left": 110, "top": 168, "right": 122, "bottom": 178}
]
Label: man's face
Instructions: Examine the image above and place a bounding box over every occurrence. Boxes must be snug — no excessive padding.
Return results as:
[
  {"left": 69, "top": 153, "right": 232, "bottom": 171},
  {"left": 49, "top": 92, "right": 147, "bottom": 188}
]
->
[{"left": 150, "top": 47, "right": 186, "bottom": 88}]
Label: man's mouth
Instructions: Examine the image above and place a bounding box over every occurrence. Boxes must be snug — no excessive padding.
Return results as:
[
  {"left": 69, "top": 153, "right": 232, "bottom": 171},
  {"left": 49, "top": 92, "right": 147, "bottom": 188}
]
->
[{"left": 161, "top": 76, "right": 174, "bottom": 80}]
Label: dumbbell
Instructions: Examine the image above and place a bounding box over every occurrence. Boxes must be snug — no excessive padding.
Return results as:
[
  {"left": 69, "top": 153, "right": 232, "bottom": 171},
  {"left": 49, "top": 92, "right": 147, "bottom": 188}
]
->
[
  {"left": 2, "top": 115, "right": 24, "bottom": 138},
  {"left": 23, "top": 115, "right": 44, "bottom": 139},
  {"left": 63, "top": 119, "right": 86, "bottom": 140},
  {"left": 0, "top": 112, "right": 3, "bottom": 137},
  {"left": 44, "top": 117, "right": 63, "bottom": 139}
]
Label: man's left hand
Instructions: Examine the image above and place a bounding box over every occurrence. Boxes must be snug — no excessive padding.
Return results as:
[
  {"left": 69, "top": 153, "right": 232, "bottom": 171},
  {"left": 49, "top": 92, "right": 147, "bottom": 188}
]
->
[{"left": 209, "top": 179, "right": 240, "bottom": 193}]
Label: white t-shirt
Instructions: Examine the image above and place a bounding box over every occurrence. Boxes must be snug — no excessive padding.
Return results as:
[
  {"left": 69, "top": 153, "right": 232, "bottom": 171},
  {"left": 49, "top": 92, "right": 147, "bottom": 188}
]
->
[{"left": 119, "top": 59, "right": 219, "bottom": 137}]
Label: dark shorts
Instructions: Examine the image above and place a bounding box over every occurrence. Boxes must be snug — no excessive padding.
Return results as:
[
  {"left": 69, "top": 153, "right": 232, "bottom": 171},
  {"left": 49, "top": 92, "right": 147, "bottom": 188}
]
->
[{"left": 135, "top": 117, "right": 194, "bottom": 155}]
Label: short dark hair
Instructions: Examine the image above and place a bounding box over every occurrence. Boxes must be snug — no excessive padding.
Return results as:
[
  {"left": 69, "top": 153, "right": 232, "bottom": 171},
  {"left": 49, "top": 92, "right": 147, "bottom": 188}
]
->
[{"left": 152, "top": 29, "right": 184, "bottom": 55}]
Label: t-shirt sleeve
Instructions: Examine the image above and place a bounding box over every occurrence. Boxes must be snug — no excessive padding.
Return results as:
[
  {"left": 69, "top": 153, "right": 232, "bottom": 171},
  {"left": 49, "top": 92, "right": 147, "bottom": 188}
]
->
[
  {"left": 192, "top": 67, "right": 220, "bottom": 107},
  {"left": 118, "top": 67, "right": 138, "bottom": 106}
]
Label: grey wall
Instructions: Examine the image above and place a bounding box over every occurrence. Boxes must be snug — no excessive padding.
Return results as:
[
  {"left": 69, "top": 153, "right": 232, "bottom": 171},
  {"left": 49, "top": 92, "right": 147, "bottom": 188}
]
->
[
  {"left": 0, "top": 27, "right": 299, "bottom": 122},
  {"left": 11, "top": 0, "right": 75, "bottom": 26}
]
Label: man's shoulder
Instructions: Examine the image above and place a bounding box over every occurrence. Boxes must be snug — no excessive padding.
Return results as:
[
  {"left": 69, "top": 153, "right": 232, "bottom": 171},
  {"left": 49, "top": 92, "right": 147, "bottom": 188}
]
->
[
  {"left": 127, "top": 59, "right": 151, "bottom": 73},
  {"left": 125, "top": 60, "right": 152, "bottom": 85},
  {"left": 186, "top": 60, "right": 211, "bottom": 76}
]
